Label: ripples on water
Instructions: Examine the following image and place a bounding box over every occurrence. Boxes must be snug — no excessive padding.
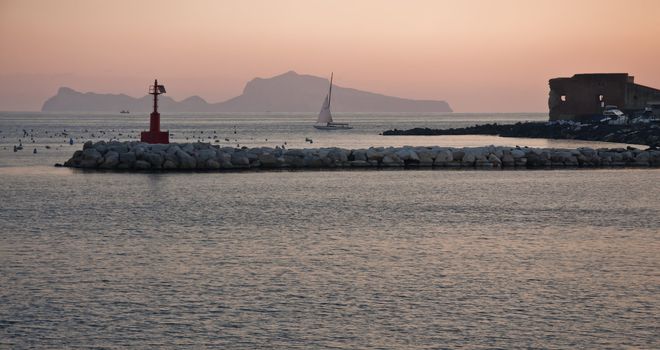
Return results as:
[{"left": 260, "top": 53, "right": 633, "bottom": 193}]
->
[
  {"left": 1, "top": 169, "right": 658, "bottom": 348},
  {"left": 0, "top": 113, "right": 658, "bottom": 348}
]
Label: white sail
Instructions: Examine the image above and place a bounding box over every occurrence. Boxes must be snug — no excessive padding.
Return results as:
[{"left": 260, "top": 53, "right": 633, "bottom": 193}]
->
[
  {"left": 314, "top": 72, "right": 351, "bottom": 129},
  {"left": 317, "top": 94, "right": 333, "bottom": 123}
]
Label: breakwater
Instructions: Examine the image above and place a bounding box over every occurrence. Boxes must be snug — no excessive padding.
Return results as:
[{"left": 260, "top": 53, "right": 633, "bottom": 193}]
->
[
  {"left": 383, "top": 121, "right": 660, "bottom": 147},
  {"left": 61, "top": 140, "right": 660, "bottom": 170}
]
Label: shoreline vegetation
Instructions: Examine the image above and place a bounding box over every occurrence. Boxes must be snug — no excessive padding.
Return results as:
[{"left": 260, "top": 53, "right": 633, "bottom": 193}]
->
[
  {"left": 382, "top": 121, "right": 660, "bottom": 147},
  {"left": 61, "top": 140, "right": 660, "bottom": 171}
]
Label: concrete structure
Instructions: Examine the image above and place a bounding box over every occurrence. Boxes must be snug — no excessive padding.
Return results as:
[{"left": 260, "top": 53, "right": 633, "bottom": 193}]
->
[{"left": 548, "top": 73, "right": 660, "bottom": 121}]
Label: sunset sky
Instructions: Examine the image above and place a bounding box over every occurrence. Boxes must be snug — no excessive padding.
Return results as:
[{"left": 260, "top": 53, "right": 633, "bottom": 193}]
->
[{"left": 1, "top": 0, "right": 659, "bottom": 112}]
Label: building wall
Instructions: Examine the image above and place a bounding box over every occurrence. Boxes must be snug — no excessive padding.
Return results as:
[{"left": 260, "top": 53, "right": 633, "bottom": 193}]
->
[
  {"left": 625, "top": 83, "right": 660, "bottom": 110},
  {"left": 549, "top": 73, "right": 629, "bottom": 121}
]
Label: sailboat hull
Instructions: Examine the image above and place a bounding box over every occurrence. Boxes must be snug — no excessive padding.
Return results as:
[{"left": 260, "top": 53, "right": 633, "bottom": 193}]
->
[{"left": 314, "top": 123, "right": 353, "bottom": 130}]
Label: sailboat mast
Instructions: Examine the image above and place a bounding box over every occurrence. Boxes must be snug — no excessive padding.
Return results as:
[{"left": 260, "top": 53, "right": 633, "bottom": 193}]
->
[{"left": 328, "top": 72, "right": 333, "bottom": 107}]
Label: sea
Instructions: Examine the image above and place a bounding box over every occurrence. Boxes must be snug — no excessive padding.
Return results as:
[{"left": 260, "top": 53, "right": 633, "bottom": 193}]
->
[{"left": 1, "top": 112, "right": 658, "bottom": 349}]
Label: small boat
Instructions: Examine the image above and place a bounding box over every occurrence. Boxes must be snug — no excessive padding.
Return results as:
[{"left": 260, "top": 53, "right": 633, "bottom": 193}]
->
[
  {"left": 599, "top": 105, "right": 628, "bottom": 125},
  {"left": 120, "top": 110, "right": 130, "bottom": 114},
  {"left": 314, "top": 73, "right": 352, "bottom": 130}
]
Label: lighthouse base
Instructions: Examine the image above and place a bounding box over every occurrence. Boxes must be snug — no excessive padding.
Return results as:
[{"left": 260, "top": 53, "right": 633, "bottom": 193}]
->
[{"left": 140, "top": 130, "right": 169, "bottom": 144}]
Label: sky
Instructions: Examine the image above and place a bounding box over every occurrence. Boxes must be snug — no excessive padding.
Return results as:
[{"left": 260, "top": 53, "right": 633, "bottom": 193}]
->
[{"left": 1, "top": 0, "right": 659, "bottom": 112}]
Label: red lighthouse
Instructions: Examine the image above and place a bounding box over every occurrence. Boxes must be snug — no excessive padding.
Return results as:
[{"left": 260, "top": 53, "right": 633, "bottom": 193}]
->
[{"left": 140, "top": 79, "right": 169, "bottom": 144}]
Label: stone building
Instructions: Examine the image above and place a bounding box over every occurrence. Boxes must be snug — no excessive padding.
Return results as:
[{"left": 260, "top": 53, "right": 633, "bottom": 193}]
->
[{"left": 548, "top": 73, "right": 660, "bottom": 121}]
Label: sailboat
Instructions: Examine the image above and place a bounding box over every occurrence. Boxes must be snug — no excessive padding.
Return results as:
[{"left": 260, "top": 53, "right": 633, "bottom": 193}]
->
[{"left": 314, "top": 73, "right": 352, "bottom": 130}]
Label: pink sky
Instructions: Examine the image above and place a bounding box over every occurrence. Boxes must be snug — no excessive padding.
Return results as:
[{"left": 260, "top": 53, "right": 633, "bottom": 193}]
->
[{"left": 1, "top": 0, "right": 659, "bottom": 112}]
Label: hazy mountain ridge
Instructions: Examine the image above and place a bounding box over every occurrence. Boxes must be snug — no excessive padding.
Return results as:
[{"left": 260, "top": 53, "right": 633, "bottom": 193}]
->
[{"left": 41, "top": 71, "right": 452, "bottom": 113}]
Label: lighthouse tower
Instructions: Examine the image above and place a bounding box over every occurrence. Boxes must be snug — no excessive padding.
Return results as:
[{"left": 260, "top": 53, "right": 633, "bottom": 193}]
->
[{"left": 140, "top": 79, "right": 169, "bottom": 144}]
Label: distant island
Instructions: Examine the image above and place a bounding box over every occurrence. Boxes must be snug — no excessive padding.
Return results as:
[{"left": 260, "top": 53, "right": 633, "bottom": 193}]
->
[{"left": 41, "top": 71, "right": 452, "bottom": 113}]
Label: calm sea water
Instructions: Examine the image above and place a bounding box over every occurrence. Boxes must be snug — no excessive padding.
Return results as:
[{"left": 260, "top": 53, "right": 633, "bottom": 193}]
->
[{"left": 1, "top": 112, "right": 658, "bottom": 349}]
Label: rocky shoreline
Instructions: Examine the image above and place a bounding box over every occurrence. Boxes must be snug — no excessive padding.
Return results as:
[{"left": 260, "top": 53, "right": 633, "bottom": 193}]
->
[
  {"left": 60, "top": 140, "right": 660, "bottom": 170},
  {"left": 382, "top": 121, "right": 660, "bottom": 147}
]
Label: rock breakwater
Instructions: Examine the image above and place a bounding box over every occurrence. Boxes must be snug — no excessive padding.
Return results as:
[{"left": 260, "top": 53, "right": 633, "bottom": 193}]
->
[
  {"left": 61, "top": 141, "right": 660, "bottom": 170},
  {"left": 383, "top": 121, "right": 660, "bottom": 147}
]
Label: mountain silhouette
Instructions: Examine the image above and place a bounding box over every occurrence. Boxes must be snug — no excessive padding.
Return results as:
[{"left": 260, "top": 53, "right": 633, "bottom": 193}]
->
[{"left": 42, "top": 71, "right": 452, "bottom": 113}]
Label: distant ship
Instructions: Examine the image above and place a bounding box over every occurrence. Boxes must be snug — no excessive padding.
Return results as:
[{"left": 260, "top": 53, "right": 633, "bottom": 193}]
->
[
  {"left": 314, "top": 73, "right": 352, "bottom": 130},
  {"left": 120, "top": 110, "right": 130, "bottom": 114}
]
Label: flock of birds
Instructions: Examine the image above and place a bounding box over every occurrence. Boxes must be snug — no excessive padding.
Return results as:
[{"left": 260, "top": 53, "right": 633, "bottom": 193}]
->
[{"left": 3, "top": 126, "right": 315, "bottom": 155}]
